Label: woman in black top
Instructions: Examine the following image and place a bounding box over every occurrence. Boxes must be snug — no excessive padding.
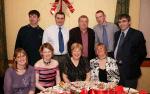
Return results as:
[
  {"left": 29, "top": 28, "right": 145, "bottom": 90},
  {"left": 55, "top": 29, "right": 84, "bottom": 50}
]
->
[{"left": 62, "top": 43, "right": 91, "bottom": 82}]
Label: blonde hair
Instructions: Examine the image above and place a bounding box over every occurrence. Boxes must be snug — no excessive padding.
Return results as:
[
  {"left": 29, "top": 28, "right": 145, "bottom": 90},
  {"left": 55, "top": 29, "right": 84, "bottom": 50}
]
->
[
  {"left": 12, "top": 48, "right": 28, "bottom": 70},
  {"left": 71, "top": 43, "right": 83, "bottom": 52},
  {"left": 95, "top": 43, "right": 107, "bottom": 55}
]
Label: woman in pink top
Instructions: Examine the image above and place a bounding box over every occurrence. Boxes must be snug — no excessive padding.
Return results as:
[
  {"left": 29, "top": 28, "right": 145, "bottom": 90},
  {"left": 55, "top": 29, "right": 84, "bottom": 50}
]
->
[{"left": 34, "top": 43, "right": 60, "bottom": 92}]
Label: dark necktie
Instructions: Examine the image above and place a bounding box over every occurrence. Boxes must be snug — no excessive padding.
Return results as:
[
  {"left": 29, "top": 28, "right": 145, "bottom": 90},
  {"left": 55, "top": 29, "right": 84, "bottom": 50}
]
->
[
  {"left": 58, "top": 27, "right": 64, "bottom": 53},
  {"left": 116, "top": 32, "right": 125, "bottom": 60},
  {"left": 102, "top": 25, "right": 109, "bottom": 49}
]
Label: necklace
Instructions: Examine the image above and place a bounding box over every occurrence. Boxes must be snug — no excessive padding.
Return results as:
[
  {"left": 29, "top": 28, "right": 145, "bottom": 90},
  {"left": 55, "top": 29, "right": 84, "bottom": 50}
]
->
[{"left": 43, "top": 59, "right": 51, "bottom": 65}]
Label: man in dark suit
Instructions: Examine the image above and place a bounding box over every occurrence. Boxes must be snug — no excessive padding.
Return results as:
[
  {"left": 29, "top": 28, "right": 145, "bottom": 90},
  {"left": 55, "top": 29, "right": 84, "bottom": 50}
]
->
[
  {"left": 68, "top": 15, "right": 95, "bottom": 60},
  {"left": 114, "top": 14, "right": 147, "bottom": 89}
]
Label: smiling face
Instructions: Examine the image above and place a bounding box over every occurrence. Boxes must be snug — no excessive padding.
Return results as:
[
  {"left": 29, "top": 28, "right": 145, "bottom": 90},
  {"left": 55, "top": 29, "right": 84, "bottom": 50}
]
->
[
  {"left": 15, "top": 52, "right": 27, "bottom": 67},
  {"left": 118, "top": 18, "right": 130, "bottom": 31},
  {"left": 41, "top": 48, "right": 53, "bottom": 61},
  {"left": 72, "top": 48, "right": 82, "bottom": 60},
  {"left": 55, "top": 14, "right": 65, "bottom": 26}
]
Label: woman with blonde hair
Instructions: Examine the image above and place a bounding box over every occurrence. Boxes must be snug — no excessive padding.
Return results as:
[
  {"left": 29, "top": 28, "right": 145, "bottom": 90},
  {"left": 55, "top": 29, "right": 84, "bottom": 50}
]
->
[
  {"left": 4, "top": 48, "right": 35, "bottom": 94},
  {"left": 63, "top": 43, "right": 91, "bottom": 82},
  {"left": 90, "top": 43, "right": 120, "bottom": 84}
]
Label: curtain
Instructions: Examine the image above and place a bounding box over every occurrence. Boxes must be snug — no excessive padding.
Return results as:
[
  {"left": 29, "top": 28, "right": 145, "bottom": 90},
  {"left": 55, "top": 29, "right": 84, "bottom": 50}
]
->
[
  {"left": 0, "top": 0, "right": 8, "bottom": 76},
  {"left": 114, "top": 0, "right": 130, "bottom": 24},
  {"left": 0, "top": 0, "right": 7, "bottom": 93}
]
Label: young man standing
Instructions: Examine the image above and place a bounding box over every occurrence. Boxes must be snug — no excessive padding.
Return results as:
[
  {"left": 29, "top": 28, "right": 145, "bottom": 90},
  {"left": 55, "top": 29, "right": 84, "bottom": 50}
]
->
[
  {"left": 94, "top": 10, "right": 119, "bottom": 58},
  {"left": 15, "top": 10, "right": 43, "bottom": 66}
]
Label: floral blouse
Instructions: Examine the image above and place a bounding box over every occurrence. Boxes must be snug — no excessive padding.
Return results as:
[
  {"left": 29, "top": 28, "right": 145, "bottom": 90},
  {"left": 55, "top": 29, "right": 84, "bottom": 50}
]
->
[{"left": 90, "top": 57, "right": 120, "bottom": 84}]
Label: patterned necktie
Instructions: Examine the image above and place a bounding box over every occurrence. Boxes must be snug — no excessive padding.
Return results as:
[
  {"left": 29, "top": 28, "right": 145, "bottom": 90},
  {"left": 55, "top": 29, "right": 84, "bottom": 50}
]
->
[
  {"left": 102, "top": 25, "right": 109, "bottom": 49},
  {"left": 116, "top": 32, "right": 125, "bottom": 60},
  {"left": 58, "top": 27, "right": 64, "bottom": 53}
]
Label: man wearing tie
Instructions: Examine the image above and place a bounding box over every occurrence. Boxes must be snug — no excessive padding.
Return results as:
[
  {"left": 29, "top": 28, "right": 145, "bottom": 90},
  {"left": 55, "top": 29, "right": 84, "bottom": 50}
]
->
[
  {"left": 94, "top": 10, "right": 119, "bottom": 58},
  {"left": 42, "top": 12, "right": 69, "bottom": 80},
  {"left": 114, "top": 14, "right": 147, "bottom": 89}
]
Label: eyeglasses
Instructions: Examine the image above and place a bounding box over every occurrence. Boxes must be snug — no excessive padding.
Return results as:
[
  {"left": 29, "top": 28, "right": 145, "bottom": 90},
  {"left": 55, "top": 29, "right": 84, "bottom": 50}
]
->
[{"left": 118, "top": 20, "right": 128, "bottom": 23}]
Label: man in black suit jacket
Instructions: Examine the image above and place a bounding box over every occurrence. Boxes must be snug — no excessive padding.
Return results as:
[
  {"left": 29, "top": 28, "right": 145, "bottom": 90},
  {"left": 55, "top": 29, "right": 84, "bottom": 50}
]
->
[
  {"left": 68, "top": 15, "right": 95, "bottom": 60},
  {"left": 114, "top": 14, "right": 147, "bottom": 89}
]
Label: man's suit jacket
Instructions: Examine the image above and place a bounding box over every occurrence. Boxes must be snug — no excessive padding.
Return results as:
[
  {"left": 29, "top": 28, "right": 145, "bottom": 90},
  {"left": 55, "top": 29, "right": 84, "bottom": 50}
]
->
[
  {"left": 114, "top": 28, "right": 147, "bottom": 80},
  {"left": 68, "top": 27, "right": 95, "bottom": 60}
]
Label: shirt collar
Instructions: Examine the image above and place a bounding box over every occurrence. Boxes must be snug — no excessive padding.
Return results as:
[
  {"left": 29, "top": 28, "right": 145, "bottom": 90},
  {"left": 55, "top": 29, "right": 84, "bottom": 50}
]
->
[
  {"left": 98, "top": 22, "right": 108, "bottom": 28},
  {"left": 121, "top": 27, "right": 129, "bottom": 36},
  {"left": 57, "top": 25, "right": 64, "bottom": 29}
]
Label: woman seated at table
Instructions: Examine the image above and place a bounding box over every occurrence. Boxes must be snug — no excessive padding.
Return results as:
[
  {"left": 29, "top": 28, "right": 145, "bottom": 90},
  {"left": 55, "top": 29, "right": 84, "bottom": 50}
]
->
[
  {"left": 34, "top": 43, "right": 60, "bottom": 92},
  {"left": 4, "top": 48, "right": 35, "bottom": 94},
  {"left": 62, "top": 43, "right": 91, "bottom": 83},
  {"left": 90, "top": 43, "right": 120, "bottom": 84}
]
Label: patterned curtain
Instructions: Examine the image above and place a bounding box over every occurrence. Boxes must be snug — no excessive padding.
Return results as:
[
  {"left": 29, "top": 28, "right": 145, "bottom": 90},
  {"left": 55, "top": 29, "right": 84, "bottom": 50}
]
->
[
  {"left": 0, "top": 0, "right": 8, "bottom": 77},
  {"left": 114, "top": 0, "right": 130, "bottom": 24}
]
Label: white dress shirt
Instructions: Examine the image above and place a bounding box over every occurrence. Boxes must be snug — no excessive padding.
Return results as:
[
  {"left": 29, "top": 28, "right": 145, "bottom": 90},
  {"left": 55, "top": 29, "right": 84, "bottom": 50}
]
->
[
  {"left": 114, "top": 28, "right": 129, "bottom": 59},
  {"left": 42, "top": 25, "right": 69, "bottom": 55}
]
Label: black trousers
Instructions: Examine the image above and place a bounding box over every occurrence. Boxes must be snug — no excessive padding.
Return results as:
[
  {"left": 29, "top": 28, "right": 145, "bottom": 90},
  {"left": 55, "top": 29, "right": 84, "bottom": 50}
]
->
[
  {"left": 118, "top": 65, "right": 138, "bottom": 89},
  {"left": 119, "top": 78, "right": 138, "bottom": 89},
  {"left": 53, "top": 54, "right": 69, "bottom": 81},
  {"left": 124, "top": 79, "right": 138, "bottom": 89}
]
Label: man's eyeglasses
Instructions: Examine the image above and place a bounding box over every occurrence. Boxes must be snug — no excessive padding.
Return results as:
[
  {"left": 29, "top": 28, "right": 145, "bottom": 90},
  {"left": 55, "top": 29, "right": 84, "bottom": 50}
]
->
[{"left": 118, "top": 20, "right": 128, "bottom": 23}]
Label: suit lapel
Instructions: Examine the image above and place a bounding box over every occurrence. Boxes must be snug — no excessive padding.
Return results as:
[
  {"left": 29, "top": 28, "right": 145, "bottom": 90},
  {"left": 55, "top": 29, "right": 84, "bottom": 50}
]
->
[
  {"left": 88, "top": 29, "right": 91, "bottom": 49},
  {"left": 77, "top": 27, "right": 82, "bottom": 44},
  {"left": 114, "top": 31, "right": 121, "bottom": 48}
]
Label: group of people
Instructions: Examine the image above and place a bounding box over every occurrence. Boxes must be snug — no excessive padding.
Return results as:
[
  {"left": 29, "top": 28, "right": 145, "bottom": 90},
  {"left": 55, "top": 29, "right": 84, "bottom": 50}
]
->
[{"left": 3, "top": 9, "right": 147, "bottom": 94}]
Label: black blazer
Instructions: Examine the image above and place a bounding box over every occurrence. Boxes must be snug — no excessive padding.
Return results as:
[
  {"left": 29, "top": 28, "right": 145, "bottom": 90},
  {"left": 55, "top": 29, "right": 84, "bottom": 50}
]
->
[
  {"left": 114, "top": 28, "right": 147, "bottom": 80},
  {"left": 68, "top": 27, "right": 95, "bottom": 60}
]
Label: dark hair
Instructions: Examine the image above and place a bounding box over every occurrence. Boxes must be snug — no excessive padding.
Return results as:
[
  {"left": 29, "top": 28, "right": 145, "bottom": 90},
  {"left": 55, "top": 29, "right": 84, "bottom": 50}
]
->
[
  {"left": 28, "top": 10, "right": 40, "bottom": 18},
  {"left": 78, "top": 15, "right": 89, "bottom": 22},
  {"left": 118, "top": 14, "right": 131, "bottom": 22},
  {"left": 13, "top": 48, "right": 28, "bottom": 70},
  {"left": 96, "top": 10, "right": 105, "bottom": 16},
  {"left": 39, "top": 43, "right": 54, "bottom": 57},
  {"left": 55, "top": 11, "right": 65, "bottom": 18}
]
